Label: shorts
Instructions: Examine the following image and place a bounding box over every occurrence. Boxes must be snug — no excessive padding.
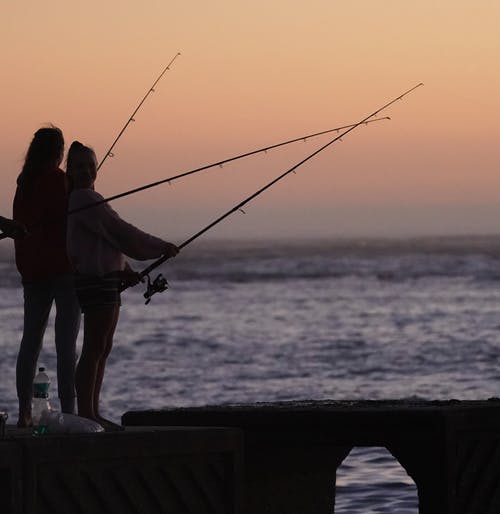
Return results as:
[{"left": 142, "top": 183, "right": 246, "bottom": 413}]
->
[{"left": 74, "top": 273, "right": 123, "bottom": 313}]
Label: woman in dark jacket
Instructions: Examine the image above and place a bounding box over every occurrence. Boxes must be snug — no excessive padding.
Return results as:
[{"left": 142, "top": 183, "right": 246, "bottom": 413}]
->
[{"left": 13, "top": 126, "right": 81, "bottom": 427}]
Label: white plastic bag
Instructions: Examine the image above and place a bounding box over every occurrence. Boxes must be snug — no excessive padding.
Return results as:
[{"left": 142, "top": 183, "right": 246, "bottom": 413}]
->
[{"left": 41, "top": 410, "right": 104, "bottom": 433}]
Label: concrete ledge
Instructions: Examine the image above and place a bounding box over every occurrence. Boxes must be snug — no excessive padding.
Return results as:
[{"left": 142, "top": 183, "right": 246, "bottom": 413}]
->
[
  {"left": 0, "top": 440, "right": 22, "bottom": 514},
  {"left": 1, "top": 426, "right": 243, "bottom": 514},
  {"left": 122, "top": 399, "right": 500, "bottom": 514}
]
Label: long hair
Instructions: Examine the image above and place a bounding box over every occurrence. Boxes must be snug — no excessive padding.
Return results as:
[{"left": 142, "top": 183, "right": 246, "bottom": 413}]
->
[{"left": 17, "top": 126, "right": 64, "bottom": 192}]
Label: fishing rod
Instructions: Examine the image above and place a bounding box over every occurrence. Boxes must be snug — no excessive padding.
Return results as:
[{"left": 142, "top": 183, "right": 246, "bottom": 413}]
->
[
  {"left": 68, "top": 117, "right": 389, "bottom": 217},
  {"left": 97, "top": 52, "right": 181, "bottom": 172},
  {"left": 137, "top": 83, "right": 424, "bottom": 303},
  {"left": 0, "top": 117, "right": 389, "bottom": 242}
]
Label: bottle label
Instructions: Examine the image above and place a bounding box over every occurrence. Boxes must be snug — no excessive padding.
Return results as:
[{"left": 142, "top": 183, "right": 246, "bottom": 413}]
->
[{"left": 34, "top": 383, "right": 49, "bottom": 398}]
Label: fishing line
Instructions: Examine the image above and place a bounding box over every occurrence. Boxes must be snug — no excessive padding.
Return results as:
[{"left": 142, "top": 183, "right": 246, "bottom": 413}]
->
[{"left": 137, "top": 83, "right": 424, "bottom": 303}]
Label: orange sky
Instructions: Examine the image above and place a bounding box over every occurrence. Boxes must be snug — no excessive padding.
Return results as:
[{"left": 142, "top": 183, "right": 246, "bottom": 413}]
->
[{"left": 1, "top": 1, "right": 499, "bottom": 240}]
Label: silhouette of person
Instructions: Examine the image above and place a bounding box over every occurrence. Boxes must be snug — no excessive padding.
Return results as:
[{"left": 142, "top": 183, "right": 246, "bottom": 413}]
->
[
  {"left": 66, "top": 141, "right": 178, "bottom": 429},
  {"left": 13, "top": 127, "right": 81, "bottom": 427}
]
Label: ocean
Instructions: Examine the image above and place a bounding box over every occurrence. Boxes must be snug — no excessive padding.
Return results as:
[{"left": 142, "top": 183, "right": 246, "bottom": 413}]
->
[{"left": 2, "top": 235, "right": 500, "bottom": 512}]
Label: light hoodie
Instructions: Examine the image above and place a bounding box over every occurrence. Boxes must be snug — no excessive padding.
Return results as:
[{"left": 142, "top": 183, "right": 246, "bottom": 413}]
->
[{"left": 67, "top": 188, "right": 166, "bottom": 276}]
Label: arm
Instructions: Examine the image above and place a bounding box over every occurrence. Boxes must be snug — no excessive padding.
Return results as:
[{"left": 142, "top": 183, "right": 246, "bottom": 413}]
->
[
  {"left": 73, "top": 190, "right": 178, "bottom": 260},
  {"left": 0, "top": 215, "right": 27, "bottom": 239}
]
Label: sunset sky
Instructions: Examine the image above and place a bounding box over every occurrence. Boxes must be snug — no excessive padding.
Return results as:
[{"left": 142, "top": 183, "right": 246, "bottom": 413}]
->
[{"left": 1, "top": 1, "right": 499, "bottom": 240}]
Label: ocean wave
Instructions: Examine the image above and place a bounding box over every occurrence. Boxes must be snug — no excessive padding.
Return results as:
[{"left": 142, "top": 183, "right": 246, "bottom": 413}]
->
[
  {"left": 163, "top": 253, "right": 500, "bottom": 283},
  {"left": 2, "top": 236, "right": 500, "bottom": 287}
]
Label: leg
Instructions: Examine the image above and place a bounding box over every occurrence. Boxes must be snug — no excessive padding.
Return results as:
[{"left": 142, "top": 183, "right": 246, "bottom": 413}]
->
[
  {"left": 53, "top": 275, "right": 81, "bottom": 413},
  {"left": 16, "top": 281, "right": 54, "bottom": 427},
  {"left": 93, "top": 305, "right": 120, "bottom": 423},
  {"left": 75, "top": 305, "right": 119, "bottom": 421}
]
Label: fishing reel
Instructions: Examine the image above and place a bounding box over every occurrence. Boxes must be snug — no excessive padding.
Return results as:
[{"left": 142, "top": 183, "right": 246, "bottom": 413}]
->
[{"left": 143, "top": 273, "right": 169, "bottom": 305}]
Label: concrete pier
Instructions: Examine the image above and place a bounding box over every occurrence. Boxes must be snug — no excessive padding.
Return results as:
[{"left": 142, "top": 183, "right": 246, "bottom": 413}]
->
[
  {"left": 123, "top": 399, "right": 500, "bottom": 514},
  {"left": 1, "top": 426, "right": 243, "bottom": 514},
  {"left": 4, "top": 400, "right": 500, "bottom": 513}
]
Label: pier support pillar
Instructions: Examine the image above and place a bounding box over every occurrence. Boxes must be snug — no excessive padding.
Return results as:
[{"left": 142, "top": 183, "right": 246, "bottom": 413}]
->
[
  {"left": 389, "top": 442, "right": 451, "bottom": 514},
  {"left": 244, "top": 445, "right": 351, "bottom": 514}
]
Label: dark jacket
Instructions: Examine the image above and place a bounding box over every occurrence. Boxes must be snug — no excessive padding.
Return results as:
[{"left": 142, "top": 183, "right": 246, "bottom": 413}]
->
[{"left": 13, "top": 167, "right": 72, "bottom": 282}]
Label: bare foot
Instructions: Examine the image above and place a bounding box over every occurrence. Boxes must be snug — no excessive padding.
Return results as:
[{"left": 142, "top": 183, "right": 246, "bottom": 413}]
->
[
  {"left": 96, "top": 416, "right": 123, "bottom": 431},
  {"left": 17, "top": 414, "right": 33, "bottom": 428}
]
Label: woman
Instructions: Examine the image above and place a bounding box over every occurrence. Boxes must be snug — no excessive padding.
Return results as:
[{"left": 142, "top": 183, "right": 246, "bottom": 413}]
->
[
  {"left": 66, "top": 141, "right": 178, "bottom": 429},
  {"left": 13, "top": 126, "right": 81, "bottom": 427}
]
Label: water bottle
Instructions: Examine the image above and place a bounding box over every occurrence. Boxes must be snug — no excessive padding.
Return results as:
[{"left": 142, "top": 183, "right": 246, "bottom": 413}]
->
[{"left": 32, "top": 367, "right": 51, "bottom": 432}]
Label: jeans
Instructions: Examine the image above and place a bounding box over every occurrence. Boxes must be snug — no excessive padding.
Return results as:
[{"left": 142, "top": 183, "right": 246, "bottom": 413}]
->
[{"left": 16, "top": 274, "right": 81, "bottom": 414}]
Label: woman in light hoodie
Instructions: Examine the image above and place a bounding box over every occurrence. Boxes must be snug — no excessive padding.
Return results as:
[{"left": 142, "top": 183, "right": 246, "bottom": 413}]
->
[{"left": 66, "top": 141, "right": 178, "bottom": 429}]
